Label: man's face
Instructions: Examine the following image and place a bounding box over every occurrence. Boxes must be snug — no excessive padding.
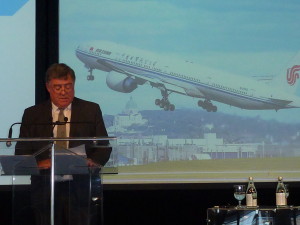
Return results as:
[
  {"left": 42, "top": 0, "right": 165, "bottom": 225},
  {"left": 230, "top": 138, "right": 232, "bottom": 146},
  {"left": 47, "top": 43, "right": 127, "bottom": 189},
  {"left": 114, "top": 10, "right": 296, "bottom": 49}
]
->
[{"left": 46, "top": 74, "right": 75, "bottom": 108}]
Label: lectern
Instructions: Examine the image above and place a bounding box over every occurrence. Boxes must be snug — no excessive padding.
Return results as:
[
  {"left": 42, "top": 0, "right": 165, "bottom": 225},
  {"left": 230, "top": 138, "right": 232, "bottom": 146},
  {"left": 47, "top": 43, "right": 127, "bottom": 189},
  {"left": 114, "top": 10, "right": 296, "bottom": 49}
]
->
[{"left": 0, "top": 137, "right": 117, "bottom": 225}]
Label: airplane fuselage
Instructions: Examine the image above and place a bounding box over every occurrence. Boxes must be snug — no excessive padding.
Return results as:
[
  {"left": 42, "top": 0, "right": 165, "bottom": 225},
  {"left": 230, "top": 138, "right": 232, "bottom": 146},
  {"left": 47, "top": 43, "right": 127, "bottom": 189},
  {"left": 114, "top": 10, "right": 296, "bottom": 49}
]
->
[{"left": 76, "top": 41, "right": 300, "bottom": 111}]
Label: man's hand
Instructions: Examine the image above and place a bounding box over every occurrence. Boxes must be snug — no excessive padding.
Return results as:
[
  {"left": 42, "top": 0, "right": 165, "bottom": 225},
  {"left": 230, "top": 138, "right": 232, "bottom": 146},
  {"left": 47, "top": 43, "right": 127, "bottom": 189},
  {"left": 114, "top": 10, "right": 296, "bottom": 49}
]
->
[
  {"left": 38, "top": 159, "right": 51, "bottom": 169},
  {"left": 87, "top": 158, "right": 97, "bottom": 167}
]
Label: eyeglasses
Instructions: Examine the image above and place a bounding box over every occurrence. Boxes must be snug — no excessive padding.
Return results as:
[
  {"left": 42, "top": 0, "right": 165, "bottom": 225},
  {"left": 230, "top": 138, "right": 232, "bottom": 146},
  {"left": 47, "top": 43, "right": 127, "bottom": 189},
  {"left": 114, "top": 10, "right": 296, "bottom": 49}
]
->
[{"left": 52, "top": 83, "right": 74, "bottom": 93}]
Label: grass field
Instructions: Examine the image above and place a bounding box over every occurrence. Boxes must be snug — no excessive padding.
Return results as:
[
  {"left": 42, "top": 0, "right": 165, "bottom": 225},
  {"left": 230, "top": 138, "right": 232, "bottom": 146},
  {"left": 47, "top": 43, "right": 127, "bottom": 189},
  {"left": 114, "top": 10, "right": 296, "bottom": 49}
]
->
[{"left": 103, "top": 157, "right": 300, "bottom": 184}]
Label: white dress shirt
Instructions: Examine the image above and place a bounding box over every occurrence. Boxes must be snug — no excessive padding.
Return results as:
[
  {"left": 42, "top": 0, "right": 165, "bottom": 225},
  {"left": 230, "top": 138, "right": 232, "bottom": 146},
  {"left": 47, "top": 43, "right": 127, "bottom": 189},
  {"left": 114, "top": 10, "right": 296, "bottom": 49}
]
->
[
  {"left": 51, "top": 103, "right": 72, "bottom": 148},
  {"left": 51, "top": 103, "right": 73, "bottom": 181}
]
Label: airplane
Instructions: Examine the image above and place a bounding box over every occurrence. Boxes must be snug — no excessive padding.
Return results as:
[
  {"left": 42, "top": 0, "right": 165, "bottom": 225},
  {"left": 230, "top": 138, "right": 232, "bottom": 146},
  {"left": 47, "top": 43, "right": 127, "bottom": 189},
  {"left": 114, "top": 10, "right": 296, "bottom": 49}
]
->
[{"left": 75, "top": 40, "right": 300, "bottom": 112}]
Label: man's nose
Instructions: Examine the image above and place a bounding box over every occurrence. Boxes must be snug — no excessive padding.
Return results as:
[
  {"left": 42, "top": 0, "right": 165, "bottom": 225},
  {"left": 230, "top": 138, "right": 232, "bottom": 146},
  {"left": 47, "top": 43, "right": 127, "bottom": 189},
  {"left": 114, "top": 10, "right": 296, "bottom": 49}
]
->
[{"left": 60, "top": 87, "right": 67, "bottom": 94}]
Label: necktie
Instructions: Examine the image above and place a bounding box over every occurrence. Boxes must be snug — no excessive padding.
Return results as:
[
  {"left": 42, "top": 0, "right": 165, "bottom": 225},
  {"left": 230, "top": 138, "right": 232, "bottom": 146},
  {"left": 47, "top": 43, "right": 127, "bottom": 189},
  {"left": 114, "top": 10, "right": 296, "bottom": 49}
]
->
[{"left": 56, "top": 108, "right": 67, "bottom": 149}]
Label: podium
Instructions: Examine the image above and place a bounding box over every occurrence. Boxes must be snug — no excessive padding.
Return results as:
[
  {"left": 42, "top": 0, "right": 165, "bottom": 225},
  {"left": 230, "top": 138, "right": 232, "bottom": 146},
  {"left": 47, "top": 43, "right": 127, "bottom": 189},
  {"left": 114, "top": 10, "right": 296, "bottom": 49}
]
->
[{"left": 0, "top": 137, "right": 117, "bottom": 225}]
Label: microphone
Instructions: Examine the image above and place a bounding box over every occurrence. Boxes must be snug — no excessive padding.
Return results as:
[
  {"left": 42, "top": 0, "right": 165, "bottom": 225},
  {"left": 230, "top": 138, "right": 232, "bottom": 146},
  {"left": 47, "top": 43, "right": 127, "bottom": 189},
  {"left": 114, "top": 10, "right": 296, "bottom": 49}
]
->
[
  {"left": 6, "top": 122, "right": 22, "bottom": 147},
  {"left": 53, "top": 117, "right": 69, "bottom": 126},
  {"left": 8, "top": 118, "right": 91, "bottom": 148},
  {"left": 6, "top": 118, "right": 68, "bottom": 147}
]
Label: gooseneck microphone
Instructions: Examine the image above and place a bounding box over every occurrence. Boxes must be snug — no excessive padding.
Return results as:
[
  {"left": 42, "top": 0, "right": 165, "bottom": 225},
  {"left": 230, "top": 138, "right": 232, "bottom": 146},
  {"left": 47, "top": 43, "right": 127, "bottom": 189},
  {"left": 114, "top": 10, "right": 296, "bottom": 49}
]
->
[
  {"left": 6, "top": 118, "right": 69, "bottom": 148},
  {"left": 6, "top": 117, "right": 94, "bottom": 148},
  {"left": 6, "top": 122, "right": 22, "bottom": 147}
]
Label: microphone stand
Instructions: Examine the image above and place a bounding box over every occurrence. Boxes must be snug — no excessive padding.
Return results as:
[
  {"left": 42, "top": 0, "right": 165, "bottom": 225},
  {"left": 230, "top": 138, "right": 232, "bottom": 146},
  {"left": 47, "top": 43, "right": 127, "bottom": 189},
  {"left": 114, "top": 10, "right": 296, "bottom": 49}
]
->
[
  {"left": 50, "top": 141, "right": 55, "bottom": 225},
  {"left": 50, "top": 117, "right": 68, "bottom": 225}
]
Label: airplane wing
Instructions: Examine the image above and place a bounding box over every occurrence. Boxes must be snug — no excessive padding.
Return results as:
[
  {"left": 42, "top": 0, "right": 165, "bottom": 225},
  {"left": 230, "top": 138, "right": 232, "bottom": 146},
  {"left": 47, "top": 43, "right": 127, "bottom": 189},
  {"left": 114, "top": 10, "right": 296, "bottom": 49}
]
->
[
  {"left": 268, "top": 98, "right": 293, "bottom": 106},
  {"left": 97, "top": 59, "right": 188, "bottom": 95}
]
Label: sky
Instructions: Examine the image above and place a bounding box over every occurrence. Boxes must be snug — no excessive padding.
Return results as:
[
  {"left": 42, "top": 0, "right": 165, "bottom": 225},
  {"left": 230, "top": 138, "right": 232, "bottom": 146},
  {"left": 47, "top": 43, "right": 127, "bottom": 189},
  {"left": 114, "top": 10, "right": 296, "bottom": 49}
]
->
[{"left": 59, "top": 0, "right": 300, "bottom": 123}]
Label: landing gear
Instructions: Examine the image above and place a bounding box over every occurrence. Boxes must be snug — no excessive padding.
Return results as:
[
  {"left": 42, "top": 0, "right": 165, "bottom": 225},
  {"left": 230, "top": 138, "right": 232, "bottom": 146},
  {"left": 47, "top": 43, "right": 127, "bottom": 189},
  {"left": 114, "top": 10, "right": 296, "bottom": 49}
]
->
[
  {"left": 155, "top": 90, "right": 175, "bottom": 111},
  {"left": 198, "top": 100, "right": 217, "bottom": 112},
  {"left": 155, "top": 98, "right": 175, "bottom": 111},
  {"left": 87, "top": 68, "right": 94, "bottom": 81}
]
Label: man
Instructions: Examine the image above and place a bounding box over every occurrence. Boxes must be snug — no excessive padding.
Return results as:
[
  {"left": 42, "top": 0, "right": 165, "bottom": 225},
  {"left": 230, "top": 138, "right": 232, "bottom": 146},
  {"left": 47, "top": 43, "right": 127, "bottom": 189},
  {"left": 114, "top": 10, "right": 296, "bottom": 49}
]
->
[
  {"left": 15, "top": 63, "right": 110, "bottom": 166},
  {"left": 15, "top": 63, "right": 111, "bottom": 225}
]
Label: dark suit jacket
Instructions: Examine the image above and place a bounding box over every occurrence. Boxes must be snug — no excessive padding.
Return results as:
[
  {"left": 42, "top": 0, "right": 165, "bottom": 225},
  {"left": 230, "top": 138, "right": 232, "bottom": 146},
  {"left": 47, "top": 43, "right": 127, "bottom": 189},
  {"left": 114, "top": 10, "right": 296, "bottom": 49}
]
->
[{"left": 15, "top": 97, "right": 111, "bottom": 166}]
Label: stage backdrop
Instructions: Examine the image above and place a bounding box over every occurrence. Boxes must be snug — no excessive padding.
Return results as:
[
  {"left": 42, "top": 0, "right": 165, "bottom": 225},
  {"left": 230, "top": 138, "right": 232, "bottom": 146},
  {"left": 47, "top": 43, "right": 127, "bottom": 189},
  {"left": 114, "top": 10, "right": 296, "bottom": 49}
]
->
[
  {"left": 0, "top": 0, "right": 35, "bottom": 145},
  {"left": 59, "top": 0, "right": 300, "bottom": 184}
]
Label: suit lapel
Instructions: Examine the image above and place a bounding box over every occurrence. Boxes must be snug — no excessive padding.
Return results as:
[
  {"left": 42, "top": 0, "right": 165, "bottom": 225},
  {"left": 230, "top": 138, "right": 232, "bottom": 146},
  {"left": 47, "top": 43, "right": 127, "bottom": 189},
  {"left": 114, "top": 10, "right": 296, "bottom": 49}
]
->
[
  {"left": 44, "top": 100, "right": 54, "bottom": 137},
  {"left": 70, "top": 97, "right": 80, "bottom": 137}
]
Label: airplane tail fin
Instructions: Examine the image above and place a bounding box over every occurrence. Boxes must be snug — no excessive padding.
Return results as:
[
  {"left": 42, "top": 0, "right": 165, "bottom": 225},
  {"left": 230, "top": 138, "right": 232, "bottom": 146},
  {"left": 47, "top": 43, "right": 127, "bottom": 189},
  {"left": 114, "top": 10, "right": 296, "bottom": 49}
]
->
[{"left": 273, "top": 52, "right": 300, "bottom": 94}]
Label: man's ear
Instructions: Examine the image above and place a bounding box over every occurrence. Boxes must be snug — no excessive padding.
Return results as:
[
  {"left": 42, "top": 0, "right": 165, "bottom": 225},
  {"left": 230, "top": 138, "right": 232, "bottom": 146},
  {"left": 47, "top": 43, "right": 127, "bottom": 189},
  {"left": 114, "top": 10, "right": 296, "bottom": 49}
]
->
[{"left": 46, "top": 82, "right": 50, "bottom": 92}]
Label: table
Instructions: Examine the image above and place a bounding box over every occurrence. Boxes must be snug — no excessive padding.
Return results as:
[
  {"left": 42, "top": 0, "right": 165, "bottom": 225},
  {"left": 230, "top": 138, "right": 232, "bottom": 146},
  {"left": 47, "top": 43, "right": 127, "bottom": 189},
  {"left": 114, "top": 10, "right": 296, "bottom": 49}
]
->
[{"left": 207, "top": 206, "right": 300, "bottom": 225}]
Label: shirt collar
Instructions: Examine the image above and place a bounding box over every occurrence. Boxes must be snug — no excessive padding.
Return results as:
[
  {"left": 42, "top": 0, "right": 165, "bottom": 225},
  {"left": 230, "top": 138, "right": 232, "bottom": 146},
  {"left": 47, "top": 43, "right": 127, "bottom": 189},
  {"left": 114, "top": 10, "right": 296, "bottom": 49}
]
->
[{"left": 51, "top": 103, "right": 72, "bottom": 112}]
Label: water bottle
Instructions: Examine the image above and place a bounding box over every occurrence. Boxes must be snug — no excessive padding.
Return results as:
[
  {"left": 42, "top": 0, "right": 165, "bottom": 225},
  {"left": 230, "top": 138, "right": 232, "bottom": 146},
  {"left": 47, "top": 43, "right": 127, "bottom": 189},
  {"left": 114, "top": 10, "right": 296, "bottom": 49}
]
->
[
  {"left": 276, "top": 176, "right": 287, "bottom": 207},
  {"left": 246, "top": 177, "right": 257, "bottom": 207}
]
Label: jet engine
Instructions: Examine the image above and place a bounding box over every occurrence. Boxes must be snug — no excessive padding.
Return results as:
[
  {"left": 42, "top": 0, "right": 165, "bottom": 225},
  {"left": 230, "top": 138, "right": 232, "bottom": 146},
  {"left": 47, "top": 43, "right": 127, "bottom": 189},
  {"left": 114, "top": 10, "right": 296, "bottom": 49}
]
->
[{"left": 106, "top": 71, "right": 138, "bottom": 93}]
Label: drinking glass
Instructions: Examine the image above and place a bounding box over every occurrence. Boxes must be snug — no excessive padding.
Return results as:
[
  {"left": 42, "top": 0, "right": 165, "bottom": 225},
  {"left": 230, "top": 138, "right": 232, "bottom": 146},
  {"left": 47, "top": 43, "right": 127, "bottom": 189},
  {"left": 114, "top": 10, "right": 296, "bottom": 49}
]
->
[{"left": 234, "top": 185, "right": 246, "bottom": 207}]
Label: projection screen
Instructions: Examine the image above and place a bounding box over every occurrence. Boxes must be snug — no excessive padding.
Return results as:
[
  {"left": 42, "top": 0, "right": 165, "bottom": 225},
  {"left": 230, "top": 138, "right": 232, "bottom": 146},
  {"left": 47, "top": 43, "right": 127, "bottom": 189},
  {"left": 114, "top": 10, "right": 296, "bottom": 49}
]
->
[
  {"left": 0, "top": 0, "right": 35, "bottom": 147},
  {"left": 59, "top": 0, "right": 300, "bottom": 184}
]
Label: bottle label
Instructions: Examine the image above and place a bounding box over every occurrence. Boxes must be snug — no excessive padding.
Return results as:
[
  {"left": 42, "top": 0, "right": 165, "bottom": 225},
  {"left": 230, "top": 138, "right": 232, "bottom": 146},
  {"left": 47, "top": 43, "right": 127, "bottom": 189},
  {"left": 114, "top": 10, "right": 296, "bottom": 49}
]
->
[
  {"left": 252, "top": 198, "right": 257, "bottom": 206},
  {"left": 276, "top": 193, "right": 287, "bottom": 206},
  {"left": 246, "top": 194, "right": 257, "bottom": 207}
]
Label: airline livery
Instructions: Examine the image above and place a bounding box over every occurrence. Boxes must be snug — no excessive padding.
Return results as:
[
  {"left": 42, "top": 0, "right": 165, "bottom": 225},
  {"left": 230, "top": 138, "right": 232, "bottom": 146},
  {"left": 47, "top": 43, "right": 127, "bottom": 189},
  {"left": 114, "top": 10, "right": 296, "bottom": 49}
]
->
[{"left": 75, "top": 40, "right": 300, "bottom": 112}]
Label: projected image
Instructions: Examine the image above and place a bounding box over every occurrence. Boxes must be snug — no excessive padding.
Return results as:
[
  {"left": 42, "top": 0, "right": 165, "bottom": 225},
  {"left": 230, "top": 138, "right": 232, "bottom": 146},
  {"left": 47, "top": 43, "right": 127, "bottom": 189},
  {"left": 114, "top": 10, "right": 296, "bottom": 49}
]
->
[
  {"left": 0, "top": 0, "right": 35, "bottom": 140},
  {"left": 75, "top": 41, "right": 300, "bottom": 112},
  {"left": 60, "top": 0, "right": 300, "bottom": 183}
]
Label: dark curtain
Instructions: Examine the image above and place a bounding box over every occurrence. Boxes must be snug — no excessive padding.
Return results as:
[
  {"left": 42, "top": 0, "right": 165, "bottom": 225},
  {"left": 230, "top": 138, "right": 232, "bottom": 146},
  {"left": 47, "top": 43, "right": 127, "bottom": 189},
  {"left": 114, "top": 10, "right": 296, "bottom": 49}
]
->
[{"left": 35, "top": 0, "right": 59, "bottom": 104}]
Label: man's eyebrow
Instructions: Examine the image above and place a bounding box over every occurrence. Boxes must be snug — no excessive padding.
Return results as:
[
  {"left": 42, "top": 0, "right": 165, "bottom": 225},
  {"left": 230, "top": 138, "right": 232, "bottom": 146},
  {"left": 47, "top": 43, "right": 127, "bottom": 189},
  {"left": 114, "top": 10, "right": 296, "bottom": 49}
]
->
[{"left": 53, "top": 83, "right": 73, "bottom": 86}]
